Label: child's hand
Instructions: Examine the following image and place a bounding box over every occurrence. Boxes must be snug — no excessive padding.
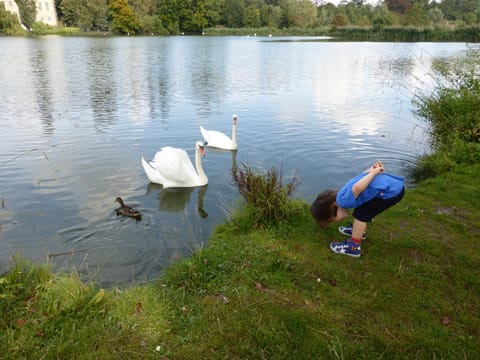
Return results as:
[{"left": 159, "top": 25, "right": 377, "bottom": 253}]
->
[{"left": 369, "top": 160, "right": 384, "bottom": 175}]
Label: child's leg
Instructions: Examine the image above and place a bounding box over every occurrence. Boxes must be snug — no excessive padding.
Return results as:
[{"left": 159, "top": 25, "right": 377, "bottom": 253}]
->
[{"left": 352, "top": 219, "right": 367, "bottom": 241}]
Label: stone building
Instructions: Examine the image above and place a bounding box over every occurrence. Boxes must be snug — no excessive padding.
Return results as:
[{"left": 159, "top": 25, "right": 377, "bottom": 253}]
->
[{"left": 0, "top": 0, "right": 58, "bottom": 27}]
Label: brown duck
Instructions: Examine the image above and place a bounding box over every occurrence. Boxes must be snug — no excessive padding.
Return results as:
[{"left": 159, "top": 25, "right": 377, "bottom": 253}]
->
[{"left": 115, "top": 197, "right": 142, "bottom": 221}]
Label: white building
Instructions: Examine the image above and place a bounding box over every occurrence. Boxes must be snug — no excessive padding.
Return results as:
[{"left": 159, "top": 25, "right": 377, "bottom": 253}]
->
[
  {"left": 0, "top": 0, "right": 58, "bottom": 27},
  {"left": 0, "top": 0, "right": 20, "bottom": 21},
  {"left": 35, "top": 0, "right": 57, "bottom": 26}
]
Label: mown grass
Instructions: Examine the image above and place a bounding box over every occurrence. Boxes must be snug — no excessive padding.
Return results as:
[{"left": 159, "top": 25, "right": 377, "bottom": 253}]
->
[{"left": 1, "top": 162, "right": 479, "bottom": 359}]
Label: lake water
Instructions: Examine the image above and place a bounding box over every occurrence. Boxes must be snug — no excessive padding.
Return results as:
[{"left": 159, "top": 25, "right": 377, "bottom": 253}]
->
[{"left": 0, "top": 36, "right": 471, "bottom": 286}]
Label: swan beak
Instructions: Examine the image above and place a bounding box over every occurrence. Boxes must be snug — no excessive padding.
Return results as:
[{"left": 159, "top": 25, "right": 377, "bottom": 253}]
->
[
  {"left": 233, "top": 115, "right": 237, "bottom": 124},
  {"left": 200, "top": 145, "right": 206, "bottom": 157}
]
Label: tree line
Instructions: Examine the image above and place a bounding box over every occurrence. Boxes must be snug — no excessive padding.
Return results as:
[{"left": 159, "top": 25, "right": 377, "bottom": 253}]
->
[{"left": 1, "top": 0, "right": 480, "bottom": 36}]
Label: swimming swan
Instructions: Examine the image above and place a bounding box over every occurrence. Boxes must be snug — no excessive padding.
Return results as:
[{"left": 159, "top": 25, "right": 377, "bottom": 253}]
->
[
  {"left": 141, "top": 141, "right": 208, "bottom": 188},
  {"left": 200, "top": 114, "right": 238, "bottom": 150}
]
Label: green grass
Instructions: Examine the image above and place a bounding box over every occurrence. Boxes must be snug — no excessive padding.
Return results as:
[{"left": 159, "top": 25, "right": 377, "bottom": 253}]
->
[{"left": 1, "top": 163, "right": 479, "bottom": 359}]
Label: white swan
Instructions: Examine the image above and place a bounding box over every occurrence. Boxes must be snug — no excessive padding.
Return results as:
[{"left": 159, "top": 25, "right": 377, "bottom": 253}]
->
[
  {"left": 141, "top": 141, "right": 208, "bottom": 188},
  {"left": 200, "top": 114, "right": 238, "bottom": 150}
]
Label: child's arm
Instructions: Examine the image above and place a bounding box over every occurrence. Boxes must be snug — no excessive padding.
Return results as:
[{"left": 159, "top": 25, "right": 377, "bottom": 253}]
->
[{"left": 352, "top": 161, "right": 384, "bottom": 199}]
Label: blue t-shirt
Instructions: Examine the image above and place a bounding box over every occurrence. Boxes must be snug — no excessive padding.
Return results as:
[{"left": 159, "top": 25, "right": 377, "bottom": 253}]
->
[{"left": 336, "top": 172, "right": 405, "bottom": 209}]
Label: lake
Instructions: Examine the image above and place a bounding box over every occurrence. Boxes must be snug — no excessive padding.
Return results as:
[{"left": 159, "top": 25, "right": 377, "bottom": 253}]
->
[{"left": 0, "top": 36, "right": 471, "bottom": 286}]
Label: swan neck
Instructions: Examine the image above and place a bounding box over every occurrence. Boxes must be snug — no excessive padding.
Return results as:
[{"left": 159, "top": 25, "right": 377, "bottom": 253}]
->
[
  {"left": 195, "top": 147, "right": 208, "bottom": 184},
  {"left": 231, "top": 123, "right": 237, "bottom": 147}
]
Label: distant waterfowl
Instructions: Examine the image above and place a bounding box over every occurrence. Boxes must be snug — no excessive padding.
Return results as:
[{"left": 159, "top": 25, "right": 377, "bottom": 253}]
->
[
  {"left": 141, "top": 141, "right": 208, "bottom": 188},
  {"left": 200, "top": 114, "right": 238, "bottom": 150},
  {"left": 115, "top": 197, "right": 141, "bottom": 220}
]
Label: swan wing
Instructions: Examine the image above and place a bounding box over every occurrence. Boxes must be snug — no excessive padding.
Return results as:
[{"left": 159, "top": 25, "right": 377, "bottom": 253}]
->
[
  {"left": 200, "top": 128, "right": 233, "bottom": 149},
  {"left": 142, "top": 157, "right": 168, "bottom": 185},
  {"left": 150, "top": 147, "right": 200, "bottom": 188},
  {"left": 200, "top": 126, "right": 210, "bottom": 143}
]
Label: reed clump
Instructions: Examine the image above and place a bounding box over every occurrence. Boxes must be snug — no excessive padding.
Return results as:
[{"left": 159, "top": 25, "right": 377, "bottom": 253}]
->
[{"left": 231, "top": 163, "right": 302, "bottom": 229}]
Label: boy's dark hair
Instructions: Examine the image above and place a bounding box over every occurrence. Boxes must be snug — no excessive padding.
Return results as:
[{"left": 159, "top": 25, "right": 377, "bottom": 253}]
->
[{"left": 310, "top": 189, "right": 338, "bottom": 228}]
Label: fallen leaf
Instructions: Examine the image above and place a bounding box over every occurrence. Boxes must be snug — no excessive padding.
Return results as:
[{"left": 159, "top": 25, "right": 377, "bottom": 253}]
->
[
  {"left": 329, "top": 279, "right": 337, "bottom": 286},
  {"left": 442, "top": 316, "right": 452, "bottom": 326}
]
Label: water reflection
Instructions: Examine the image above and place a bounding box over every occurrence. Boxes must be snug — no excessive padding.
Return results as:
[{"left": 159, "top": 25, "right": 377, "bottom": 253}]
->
[
  {"left": 146, "top": 39, "right": 171, "bottom": 122},
  {"left": 188, "top": 39, "right": 228, "bottom": 116},
  {"left": 146, "top": 183, "right": 209, "bottom": 219},
  {"left": 29, "top": 45, "right": 55, "bottom": 135},
  {"left": 87, "top": 40, "right": 116, "bottom": 132}
]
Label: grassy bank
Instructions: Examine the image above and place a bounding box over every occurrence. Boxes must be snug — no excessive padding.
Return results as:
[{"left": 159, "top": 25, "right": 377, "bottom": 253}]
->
[
  {"left": 20, "top": 24, "right": 480, "bottom": 42},
  {"left": 1, "top": 163, "right": 479, "bottom": 359}
]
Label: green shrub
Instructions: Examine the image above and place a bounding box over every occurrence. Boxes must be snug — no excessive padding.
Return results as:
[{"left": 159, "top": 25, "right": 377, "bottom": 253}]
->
[
  {"left": 416, "top": 48, "right": 480, "bottom": 146},
  {"left": 412, "top": 48, "right": 480, "bottom": 179},
  {"left": 231, "top": 163, "right": 301, "bottom": 229},
  {"left": 411, "top": 152, "right": 456, "bottom": 181}
]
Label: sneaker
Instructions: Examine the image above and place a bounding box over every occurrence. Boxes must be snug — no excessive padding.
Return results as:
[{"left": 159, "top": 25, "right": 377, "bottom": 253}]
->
[
  {"left": 338, "top": 224, "right": 366, "bottom": 240},
  {"left": 330, "top": 240, "right": 361, "bottom": 258}
]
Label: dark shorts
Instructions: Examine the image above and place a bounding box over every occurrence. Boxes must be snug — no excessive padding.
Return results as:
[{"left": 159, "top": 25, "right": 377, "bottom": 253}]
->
[{"left": 353, "top": 186, "right": 405, "bottom": 222}]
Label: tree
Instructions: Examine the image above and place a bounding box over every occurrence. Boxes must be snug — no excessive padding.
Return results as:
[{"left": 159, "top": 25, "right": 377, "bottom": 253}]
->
[
  {"left": 402, "top": 3, "right": 425, "bottom": 26},
  {"left": 372, "top": 3, "right": 395, "bottom": 29},
  {"left": 55, "top": 0, "right": 63, "bottom": 21},
  {"left": 464, "top": 12, "right": 477, "bottom": 24},
  {"left": 223, "top": 0, "right": 245, "bottom": 27},
  {"left": 16, "top": 0, "right": 36, "bottom": 29},
  {"left": 427, "top": 8, "right": 444, "bottom": 26},
  {"left": 60, "top": 0, "right": 108, "bottom": 31},
  {"left": 204, "top": 0, "right": 224, "bottom": 26},
  {"left": 244, "top": 4, "right": 260, "bottom": 27},
  {"left": 108, "top": 0, "right": 141, "bottom": 34},
  {"left": 316, "top": 3, "right": 337, "bottom": 27},
  {"left": 128, "top": 0, "right": 157, "bottom": 18},
  {"left": 281, "top": 0, "right": 317, "bottom": 28},
  {"left": 157, "top": 0, "right": 181, "bottom": 33},
  {"left": 331, "top": 12, "right": 347, "bottom": 29},
  {"left": 385, "top": 0, "right": 411, "bottom": 14},
  {"left": 183, "top": 0, "right": 209, "bottom": 33},
  {"left": 260, "top": 4, "right": 282, "bottom": 27}
]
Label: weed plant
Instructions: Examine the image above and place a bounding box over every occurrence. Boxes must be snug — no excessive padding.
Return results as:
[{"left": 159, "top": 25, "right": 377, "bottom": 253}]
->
[{"left": 231, "top": 163, "right": 302, "bottom": 230}]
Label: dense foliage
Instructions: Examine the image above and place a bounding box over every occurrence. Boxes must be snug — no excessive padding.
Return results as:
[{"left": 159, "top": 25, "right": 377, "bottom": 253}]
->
[
  {"left": 1, "top": 0, "right": 480, "bottom": 36},
  {"left": 413, "top": 48, "right": 480, "bottom": 179},
  {"left": 16, "top": 0, "right": 36, "bottom": 29}
]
